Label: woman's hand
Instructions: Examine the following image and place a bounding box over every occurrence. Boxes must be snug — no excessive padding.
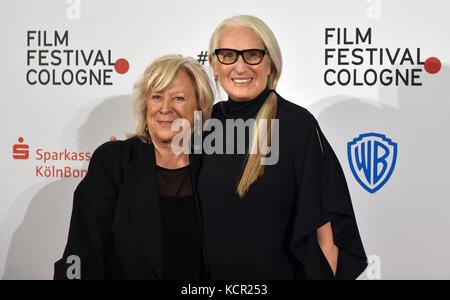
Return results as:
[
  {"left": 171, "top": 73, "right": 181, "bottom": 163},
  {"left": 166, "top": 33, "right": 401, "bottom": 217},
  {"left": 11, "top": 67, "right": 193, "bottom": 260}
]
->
[{"left": 317, "top": 221, "right": 339, "bottom": 276}]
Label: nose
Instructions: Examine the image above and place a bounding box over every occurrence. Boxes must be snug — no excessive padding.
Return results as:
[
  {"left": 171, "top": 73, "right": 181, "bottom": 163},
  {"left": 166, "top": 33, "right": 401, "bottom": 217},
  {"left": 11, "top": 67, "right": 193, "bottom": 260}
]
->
[
  {"left": 160, "top": 96, "right": 173, "bottom": 114},
  {"left": 233, "top": 55, "right": 248, "bottom": 73}
]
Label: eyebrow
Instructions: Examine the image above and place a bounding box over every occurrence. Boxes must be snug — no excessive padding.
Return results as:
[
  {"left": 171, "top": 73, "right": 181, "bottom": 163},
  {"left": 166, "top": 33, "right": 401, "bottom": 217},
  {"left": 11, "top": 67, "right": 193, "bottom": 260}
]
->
[{"left": 150, "top": 91, "right": 188, "bottom": 96}]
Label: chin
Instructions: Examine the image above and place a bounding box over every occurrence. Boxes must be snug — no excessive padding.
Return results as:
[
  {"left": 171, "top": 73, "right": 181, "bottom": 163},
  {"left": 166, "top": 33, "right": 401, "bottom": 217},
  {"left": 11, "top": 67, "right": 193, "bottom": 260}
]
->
[
  {"left": 154, "top": 134, "right": 176, "bottom": 144},
  {"left": 230, "top": 87, "right": 260, "bottom": 100},
  {"left": 229, "top": 90, "right": 251, "bottom": 100}
]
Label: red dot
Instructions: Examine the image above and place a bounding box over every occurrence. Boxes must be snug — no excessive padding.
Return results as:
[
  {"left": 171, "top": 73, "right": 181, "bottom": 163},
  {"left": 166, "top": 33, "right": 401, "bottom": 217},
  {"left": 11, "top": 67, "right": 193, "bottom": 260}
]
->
[
  {"left": 424, "top": 57, "right": 441, "bottom": 74},
  {"left": 18, "top": 137, "right": 24, "bottom": 143},
  {"left": 115, "top": 58, "right": 129, "bottom": 74}
]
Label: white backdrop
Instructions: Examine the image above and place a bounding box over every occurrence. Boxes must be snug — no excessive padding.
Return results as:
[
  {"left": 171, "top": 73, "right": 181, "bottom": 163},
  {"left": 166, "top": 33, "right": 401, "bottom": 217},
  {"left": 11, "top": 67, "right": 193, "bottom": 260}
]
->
[{"left": 1, "top": 0, "right": 449, "bottom": 280}]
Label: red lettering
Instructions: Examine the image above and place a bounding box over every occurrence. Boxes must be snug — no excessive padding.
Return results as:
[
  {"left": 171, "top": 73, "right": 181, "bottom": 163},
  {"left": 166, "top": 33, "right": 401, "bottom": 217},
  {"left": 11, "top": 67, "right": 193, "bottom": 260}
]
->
[
  {"left": 44, "top": 152, "right": 51, "bottom": 163},
  {"left": 65, "top": 149, "right": 71, "bottom": 160},
  {"left": 36, "top": 148, "right": 43, "bottom": 160},
  {"left": 35, "top": 166, "right": 43, "bottom": 176},
  {"left": 71, "top": 152, "right": 78, "bottom": 161}
]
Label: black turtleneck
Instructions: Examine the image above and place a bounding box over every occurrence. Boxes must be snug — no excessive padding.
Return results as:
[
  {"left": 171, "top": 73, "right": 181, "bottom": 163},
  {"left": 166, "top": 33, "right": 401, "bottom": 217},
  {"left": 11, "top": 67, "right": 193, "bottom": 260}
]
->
[
  {"left": 222, "top": 89, "right": 273, "bottom": 119},
  {"left": 197, "top": 90, "right": 368, "bottom": 280}
]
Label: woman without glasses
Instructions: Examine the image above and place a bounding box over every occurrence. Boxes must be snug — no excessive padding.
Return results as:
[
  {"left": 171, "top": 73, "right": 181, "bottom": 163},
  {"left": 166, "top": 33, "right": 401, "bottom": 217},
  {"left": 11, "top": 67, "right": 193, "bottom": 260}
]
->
[{"left": 54, "top": 55, "right": 214, "bottom": 280}]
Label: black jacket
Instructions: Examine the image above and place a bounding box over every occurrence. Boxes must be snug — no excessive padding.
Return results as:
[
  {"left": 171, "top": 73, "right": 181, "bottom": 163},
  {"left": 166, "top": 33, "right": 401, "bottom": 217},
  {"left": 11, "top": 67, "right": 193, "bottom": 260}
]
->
[
  {"left": 54, "top": 137, "right": 205, "bottom": 280},
  {"left": 198, "top": 90, "right": 368, "bottom": 280}
]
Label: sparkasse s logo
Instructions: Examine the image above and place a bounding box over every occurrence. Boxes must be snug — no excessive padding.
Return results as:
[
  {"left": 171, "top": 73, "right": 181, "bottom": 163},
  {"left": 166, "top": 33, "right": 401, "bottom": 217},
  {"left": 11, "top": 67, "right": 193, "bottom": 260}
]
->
[{"left": 12, "top": 137, "right": 29, "bottom": 160}]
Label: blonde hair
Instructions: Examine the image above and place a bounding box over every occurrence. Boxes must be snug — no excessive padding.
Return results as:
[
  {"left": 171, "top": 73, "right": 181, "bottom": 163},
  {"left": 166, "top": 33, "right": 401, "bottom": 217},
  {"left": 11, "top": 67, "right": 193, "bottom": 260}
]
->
[
  {"left": 209, "top": 15, "right": 282, "bottom": 197},
  {"left": 133, "top": 54, "right": 214, "bottom": 143}
]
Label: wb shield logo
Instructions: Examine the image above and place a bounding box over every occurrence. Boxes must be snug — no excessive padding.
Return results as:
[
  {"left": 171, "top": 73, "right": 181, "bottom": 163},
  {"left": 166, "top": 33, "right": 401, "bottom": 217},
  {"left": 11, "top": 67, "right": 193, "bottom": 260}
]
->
[{"left": 347, "top": 133, "right": 397, "bottom": 193}]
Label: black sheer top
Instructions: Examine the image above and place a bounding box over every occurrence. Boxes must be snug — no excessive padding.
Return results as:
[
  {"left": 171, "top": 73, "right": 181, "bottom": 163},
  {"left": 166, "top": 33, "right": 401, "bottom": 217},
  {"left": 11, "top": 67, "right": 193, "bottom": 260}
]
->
[
  {"left": 197, "top": 90, "right": 367, "bottom": 280},
  {"left": 157, "top": 165, "right": 204, "bottom": 280}
]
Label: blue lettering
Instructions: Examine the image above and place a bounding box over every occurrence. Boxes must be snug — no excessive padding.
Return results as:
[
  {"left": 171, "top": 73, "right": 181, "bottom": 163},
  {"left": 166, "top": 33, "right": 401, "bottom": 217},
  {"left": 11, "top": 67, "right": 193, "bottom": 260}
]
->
[
  {"left": 355, "top": 140, "right": 372, "bottom": 184},
  {"left": 374, "top": 140, "right": 389, "bottom": 184}
]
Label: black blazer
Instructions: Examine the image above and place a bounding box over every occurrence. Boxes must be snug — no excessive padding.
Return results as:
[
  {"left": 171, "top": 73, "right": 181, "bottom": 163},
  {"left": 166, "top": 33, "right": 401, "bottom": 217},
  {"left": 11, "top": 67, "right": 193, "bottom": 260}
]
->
[{"left": 54, "top": 137, "right": 206, "bottom": 280}]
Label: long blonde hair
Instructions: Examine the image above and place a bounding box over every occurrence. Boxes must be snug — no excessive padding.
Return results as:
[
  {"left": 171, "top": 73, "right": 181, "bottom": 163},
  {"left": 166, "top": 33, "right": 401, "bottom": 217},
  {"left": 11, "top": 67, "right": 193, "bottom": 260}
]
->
[
  {"left": 209, "top": 16, "right": 282, "bottom": 197},
  {"left": 133, "top": 54, "right": 214, "bottom": 143}
]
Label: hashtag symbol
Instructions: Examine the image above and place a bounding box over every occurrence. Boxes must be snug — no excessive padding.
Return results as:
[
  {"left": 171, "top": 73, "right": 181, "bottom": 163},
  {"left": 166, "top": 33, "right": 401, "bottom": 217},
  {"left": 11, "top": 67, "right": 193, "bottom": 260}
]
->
[{"left": 197, "top": 51, "right": 208, "bottom": 65}]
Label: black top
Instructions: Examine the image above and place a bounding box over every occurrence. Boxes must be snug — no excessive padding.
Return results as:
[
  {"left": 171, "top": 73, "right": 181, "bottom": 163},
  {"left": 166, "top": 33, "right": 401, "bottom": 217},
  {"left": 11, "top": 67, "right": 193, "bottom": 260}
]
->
[
  {"left": 157, "top": 165, "right": 204, "bottom": 280},
  {"left": 54, "top": 138, "right": 206, "bottom": 280},
  {"left": 197, "top": 90, "right": 368, "bottom": 280}
]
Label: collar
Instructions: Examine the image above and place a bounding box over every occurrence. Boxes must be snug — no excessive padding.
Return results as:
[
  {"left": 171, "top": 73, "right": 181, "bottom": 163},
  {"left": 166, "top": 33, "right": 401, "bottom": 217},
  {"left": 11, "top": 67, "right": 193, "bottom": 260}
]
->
[{"left": 222, "top": 89, "right": 275, "bottom": 119}]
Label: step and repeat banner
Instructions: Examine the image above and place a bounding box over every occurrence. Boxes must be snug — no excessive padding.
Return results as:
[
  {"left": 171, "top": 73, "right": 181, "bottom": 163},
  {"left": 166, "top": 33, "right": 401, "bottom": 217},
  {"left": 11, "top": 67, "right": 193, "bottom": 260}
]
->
[{"left": 1, "top": 0, "right": 449, "bottom": 280}]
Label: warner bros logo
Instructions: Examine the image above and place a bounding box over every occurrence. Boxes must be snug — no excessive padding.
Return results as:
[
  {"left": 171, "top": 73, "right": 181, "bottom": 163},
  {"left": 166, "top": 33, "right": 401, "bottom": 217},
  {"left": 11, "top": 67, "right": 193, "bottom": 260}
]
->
[{"left": 347, "top": 133, "right": 398, "bottom": 194}]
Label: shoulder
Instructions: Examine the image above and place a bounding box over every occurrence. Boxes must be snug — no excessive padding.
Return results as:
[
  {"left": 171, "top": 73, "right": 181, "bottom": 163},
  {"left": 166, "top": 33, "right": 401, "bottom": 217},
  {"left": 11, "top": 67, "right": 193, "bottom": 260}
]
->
[
  {"left": 92, "top": 136, "right": 137, "bottom": 158},
  {"left": 90, "top": 136, "right": 150, "bottom": 168},
  {"left": 79, "top": 136, "right": 149, "bottom": 191},
  {"left": 275, "top": 93, "right": 318, "bottom": 131},
  {"left": 211, "top": 101, "right": 226, "bottom": 118},
  {"left": 210, "top": 94, "right": 319, "bottom": 129}
]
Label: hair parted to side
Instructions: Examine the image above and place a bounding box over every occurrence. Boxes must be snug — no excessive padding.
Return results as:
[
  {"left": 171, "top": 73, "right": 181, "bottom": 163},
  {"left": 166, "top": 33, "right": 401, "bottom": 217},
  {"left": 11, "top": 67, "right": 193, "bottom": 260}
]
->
[
  {"left": 132, "top": 54, "right": 214, "bottom": 144},
  {"left": 209, "top": 15, "right": 283, "bottom": 198}
]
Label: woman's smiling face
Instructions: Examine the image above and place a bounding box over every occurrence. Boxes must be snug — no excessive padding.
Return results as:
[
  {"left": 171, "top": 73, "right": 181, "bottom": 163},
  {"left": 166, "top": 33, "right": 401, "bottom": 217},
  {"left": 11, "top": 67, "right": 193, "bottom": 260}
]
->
[
  {"left": 212, "top": 26, "right": 271, "bottom": 102},
  {"left": 146, "top": 69, "right": 197, "bottom": 145}
]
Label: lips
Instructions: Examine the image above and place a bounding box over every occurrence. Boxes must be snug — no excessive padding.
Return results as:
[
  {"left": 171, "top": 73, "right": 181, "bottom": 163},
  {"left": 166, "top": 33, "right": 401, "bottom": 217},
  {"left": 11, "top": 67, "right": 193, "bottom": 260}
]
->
[
  {"left": 157, "top": 120, "right": 174, "bottom": 127},
  {"left": 232, "top": 78, "right": 253, "bottom": 83}
]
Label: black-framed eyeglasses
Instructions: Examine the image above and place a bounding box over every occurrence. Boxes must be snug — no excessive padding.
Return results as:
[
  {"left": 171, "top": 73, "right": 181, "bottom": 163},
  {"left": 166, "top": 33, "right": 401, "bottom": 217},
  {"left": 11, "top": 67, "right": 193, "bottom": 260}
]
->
[{"left": 214, "top": 48, "right": 268, "bottom": 65}]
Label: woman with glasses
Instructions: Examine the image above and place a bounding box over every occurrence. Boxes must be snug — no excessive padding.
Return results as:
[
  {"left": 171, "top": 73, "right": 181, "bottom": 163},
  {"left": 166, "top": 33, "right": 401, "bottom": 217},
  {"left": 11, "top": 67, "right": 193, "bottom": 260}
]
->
[{"left": 197, "top": 15, "right": 368, "bottom": 280}]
